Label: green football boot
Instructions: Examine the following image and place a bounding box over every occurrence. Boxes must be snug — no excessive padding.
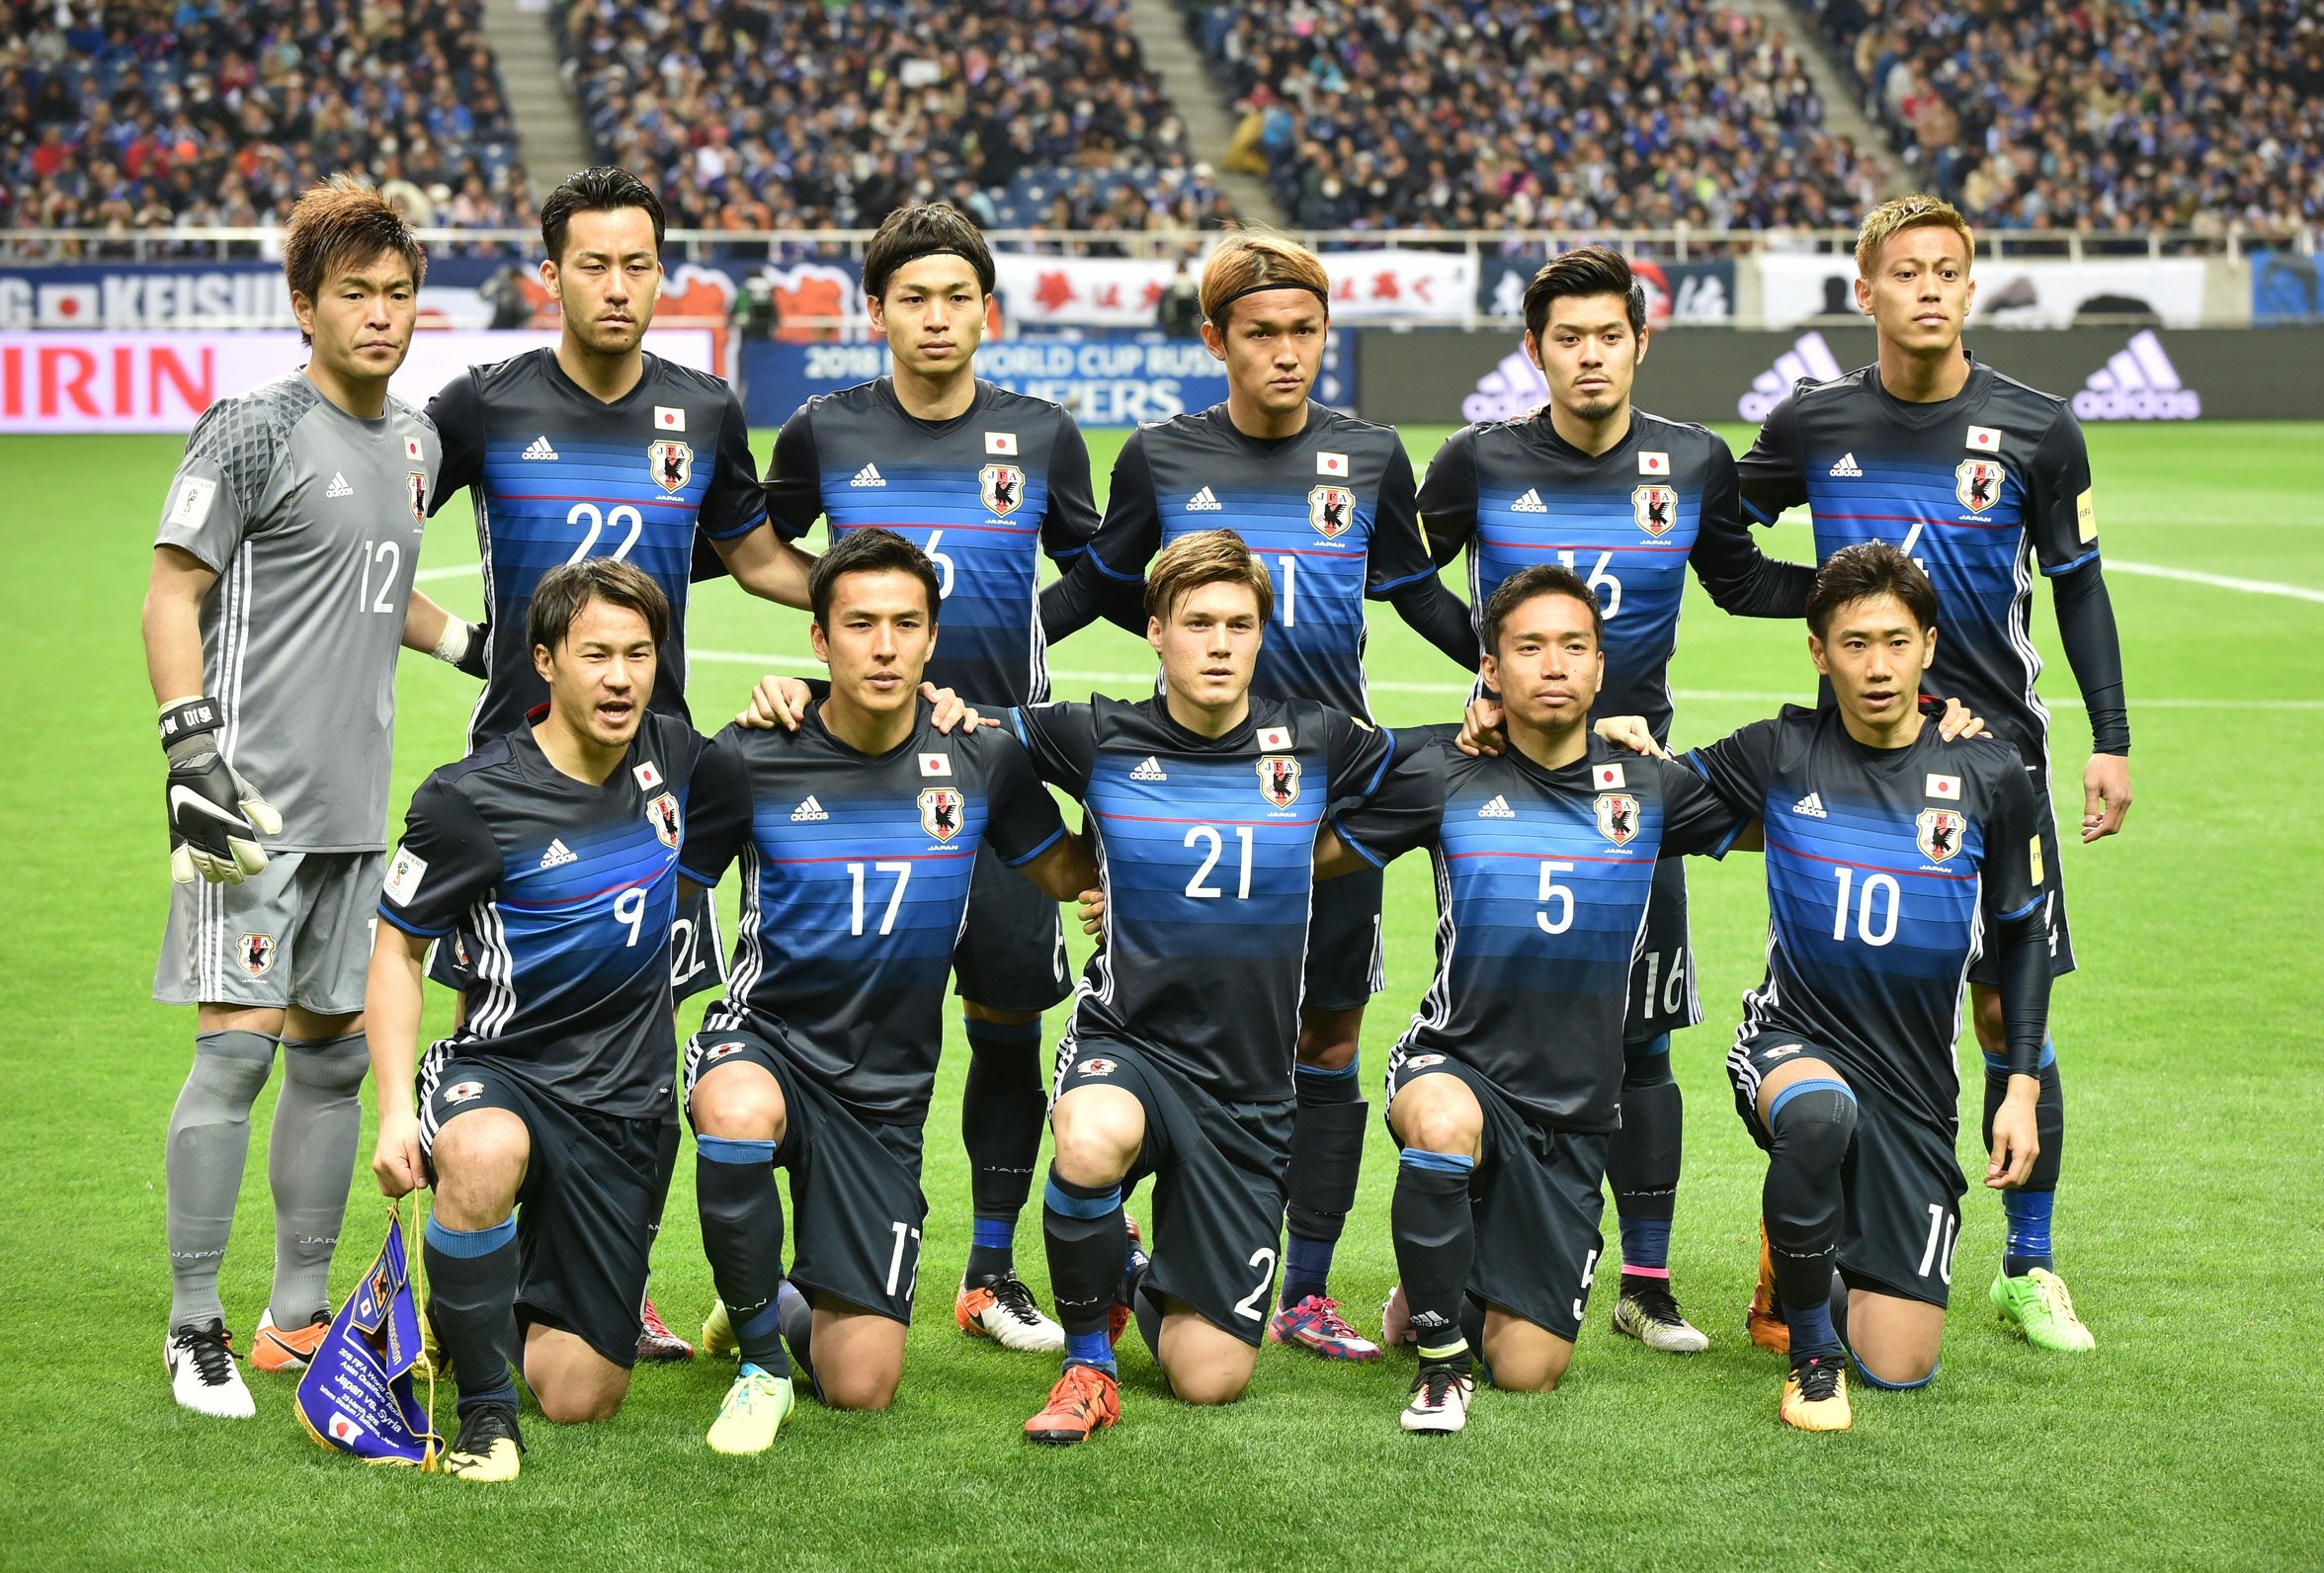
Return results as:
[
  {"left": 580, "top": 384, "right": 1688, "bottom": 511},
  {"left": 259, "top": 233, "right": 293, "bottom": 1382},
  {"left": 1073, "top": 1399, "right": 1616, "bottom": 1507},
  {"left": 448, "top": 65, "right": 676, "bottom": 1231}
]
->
[{"left": 1990, "top": 1267, "right": 2096, "bottom": 1353}]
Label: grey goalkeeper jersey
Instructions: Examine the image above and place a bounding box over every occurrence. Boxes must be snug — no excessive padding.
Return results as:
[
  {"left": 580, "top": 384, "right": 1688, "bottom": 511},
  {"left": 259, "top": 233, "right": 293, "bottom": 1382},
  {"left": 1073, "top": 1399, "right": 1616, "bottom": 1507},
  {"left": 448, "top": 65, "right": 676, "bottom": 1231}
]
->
[{"left": 154, "top": 371, "right": 444, "bottom": 852}]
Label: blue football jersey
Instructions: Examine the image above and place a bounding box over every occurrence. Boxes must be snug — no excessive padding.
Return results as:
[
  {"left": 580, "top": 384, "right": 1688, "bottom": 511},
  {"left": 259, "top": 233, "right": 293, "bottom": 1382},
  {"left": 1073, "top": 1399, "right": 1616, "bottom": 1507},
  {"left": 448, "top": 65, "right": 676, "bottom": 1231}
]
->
[
  {"left": 378, "top": 710, "right": 710, "bottom": 1118},
  {"left": 679, "top": 701, "right": 1065, "bottom": 1122},
  {"left": 1687, "top": 705, "right": 2046, "bottom": 1128},
  {"left": 428, "top": 349, "right": 766, "bottom": 746},
  {"left": 1418, "top": 409, "right": 1809, "bottom": 741},
  {"left": 1010, "top": 694, "right": 1413, "bottom": 1103},
  {"left": 1343, "top": 730, "right": 1745, "bottom": 1128},
  {"left": 763, "top": 378, "right": 1099, "bottom": 707},
  {"left": 1074, "top": 402, "right": 1438, "bottom": 719},
  {"left": 1736, "top": 360, "right": 2097, "bottom": 764}
]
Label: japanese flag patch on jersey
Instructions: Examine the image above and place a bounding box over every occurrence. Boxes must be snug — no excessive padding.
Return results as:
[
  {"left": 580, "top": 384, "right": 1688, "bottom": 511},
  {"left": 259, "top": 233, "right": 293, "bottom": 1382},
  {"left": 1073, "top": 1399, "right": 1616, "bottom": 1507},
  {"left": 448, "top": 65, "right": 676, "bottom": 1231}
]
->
[
  {"left": 919, "top": 752, "right": 953, "bottom": 777},
  {"left": 1317, "top": 451, "right": 1349, "bottom": 477},
  {"left": 986, "top": 431, "right": 1018, "bottom": 455},
  {"left": 1926, "top": 773, "right": 1961, "bottom": 800},
  {"left": 655, "top": 406, "right": 686, "bottom": 432},
  {"left": 633, "top": 761, "right": 663, "bottom": 789},
  {"left": 1593, "top": 762, "right": 1626, "bottom": 791},
  {"left": 1966, "top": 425, "right": 2002, "bottom": 453},
  {"left": 1639, "top": 451, "right": 1670, "bottom": 476},
  {"left": 1257, "top": 725, "right": 1292, "bottom": 750}
]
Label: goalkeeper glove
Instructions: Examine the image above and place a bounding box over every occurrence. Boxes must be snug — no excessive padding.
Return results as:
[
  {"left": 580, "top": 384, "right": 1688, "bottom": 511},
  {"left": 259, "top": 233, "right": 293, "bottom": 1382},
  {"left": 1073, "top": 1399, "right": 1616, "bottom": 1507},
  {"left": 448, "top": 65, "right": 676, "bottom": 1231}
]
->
[{"left": 160, "top": 698, "right": 283, "bottom": 885}]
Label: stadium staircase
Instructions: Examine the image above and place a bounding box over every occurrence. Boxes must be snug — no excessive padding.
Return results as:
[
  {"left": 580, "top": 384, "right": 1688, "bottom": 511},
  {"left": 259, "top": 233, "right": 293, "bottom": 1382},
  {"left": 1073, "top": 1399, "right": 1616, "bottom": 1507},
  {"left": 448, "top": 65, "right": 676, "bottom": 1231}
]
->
[
  {"left": 1761, "top": 0, "right": 1908, "bottom": 197},
  {"left": 1120, "top": 0, "right": 1286, "bottom": 224},
  {"left": 474, "top": 0, "right": 593, "bottom": 202}
]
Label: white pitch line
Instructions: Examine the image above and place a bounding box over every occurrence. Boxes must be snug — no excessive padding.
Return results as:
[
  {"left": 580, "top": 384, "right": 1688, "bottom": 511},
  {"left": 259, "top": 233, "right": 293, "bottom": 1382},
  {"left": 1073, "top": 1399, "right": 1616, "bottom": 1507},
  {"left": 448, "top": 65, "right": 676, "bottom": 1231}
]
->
[
  {"left": 686, "top": 652, "right": 2324, "bottom": 710},
  {"left": 2108, "top": 559, "right": 2324, "bottom": 606},
  {"left": 415, "top": 563, "right": 479, "bottom": 583}
]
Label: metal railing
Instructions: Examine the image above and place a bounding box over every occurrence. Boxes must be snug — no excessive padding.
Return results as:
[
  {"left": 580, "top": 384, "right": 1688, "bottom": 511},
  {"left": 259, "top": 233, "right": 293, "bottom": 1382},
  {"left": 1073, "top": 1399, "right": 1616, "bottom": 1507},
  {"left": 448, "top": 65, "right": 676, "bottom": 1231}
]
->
[{"left": 0, "top": 223, "right": 2311, "bottom": 267}]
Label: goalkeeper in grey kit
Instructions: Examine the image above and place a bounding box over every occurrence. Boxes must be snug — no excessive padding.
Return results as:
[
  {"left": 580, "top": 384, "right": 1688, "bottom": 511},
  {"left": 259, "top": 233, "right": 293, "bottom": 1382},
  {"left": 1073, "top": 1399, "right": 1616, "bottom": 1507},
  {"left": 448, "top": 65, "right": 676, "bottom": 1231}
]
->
[{"left": 142, "top": 176, "right": 484, "bottom": 1419}]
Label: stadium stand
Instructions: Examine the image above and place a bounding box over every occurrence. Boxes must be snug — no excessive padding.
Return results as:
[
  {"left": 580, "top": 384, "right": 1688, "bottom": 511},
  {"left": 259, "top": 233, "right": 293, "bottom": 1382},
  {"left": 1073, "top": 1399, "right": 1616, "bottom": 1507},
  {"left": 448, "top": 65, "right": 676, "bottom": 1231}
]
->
[
  {"left": 1, "top": 0, "right": 525, "bottom": 237},
  {"left": 1804, "top": 0, "right": 2324, "bottom": 234},
  {"left": 1186, "top": 0, "right": 1878, "bottom": 230},
  {"left": 553, "top": 0, "right": 1230, "bottom": 239}
]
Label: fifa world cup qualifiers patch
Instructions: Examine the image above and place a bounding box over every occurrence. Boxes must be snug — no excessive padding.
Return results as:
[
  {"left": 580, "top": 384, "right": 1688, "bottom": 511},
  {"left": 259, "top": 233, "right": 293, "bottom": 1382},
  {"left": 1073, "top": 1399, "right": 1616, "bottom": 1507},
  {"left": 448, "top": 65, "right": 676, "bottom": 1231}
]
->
[
  {"left": 168, "top": 475, "right": 217, "bottom": 528},
  {"left": 2077, "top": 487, "right": 2098, "bottom": 542},
  {"left": 383, "top": 848, "right": 428, "bottom": 905},
  {"left": 2030, "top": 836, "right": 2045, "bottom": 885}
]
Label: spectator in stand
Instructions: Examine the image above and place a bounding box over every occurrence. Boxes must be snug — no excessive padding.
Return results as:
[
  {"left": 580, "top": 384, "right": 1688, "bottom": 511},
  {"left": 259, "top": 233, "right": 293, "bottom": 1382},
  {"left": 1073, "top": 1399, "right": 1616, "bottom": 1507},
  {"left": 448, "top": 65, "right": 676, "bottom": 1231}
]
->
[
  {"left": 1, "top": 0, "right": 524, "bottom": 245},
  {"left": 1808, "top": 0, "right": 2321, "bottom": 237},
  {"left": 555, "top": 0, "right": 1218, "bottom": 235},
  {"left": 1191, "top": 0, "right": 1874, "bottom": 230}
]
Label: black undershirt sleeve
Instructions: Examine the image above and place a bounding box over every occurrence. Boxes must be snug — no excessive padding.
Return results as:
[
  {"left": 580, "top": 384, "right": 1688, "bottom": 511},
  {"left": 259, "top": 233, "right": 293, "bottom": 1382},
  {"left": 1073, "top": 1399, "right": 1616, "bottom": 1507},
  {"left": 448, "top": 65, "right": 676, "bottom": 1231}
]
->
[{"left": 2048, "top": 560, "right": 2130, "bottom": 755}]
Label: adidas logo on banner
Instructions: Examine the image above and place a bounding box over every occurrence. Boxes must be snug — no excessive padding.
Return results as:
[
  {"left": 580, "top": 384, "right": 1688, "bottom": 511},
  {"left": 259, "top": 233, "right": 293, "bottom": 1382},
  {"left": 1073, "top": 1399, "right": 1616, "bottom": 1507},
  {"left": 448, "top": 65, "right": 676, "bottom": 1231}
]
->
[
  {"left": 851, "top": 464, "right": 885, "bottom": 488},
  {"left": 1129, "top": 756, "right": 1168, "bottom": 782},
  {"left": 2074, "top": 330, "right": 2200, "bottom": 421},
  {"left": 1185, "top": 486, "right": 1221, "bottom": 512},
  {"left": 1510, "top": 488, "right": 1547, "bottom": 514},
  {"left": 791, "top": 796, "right": 829, "bottom": 822},
  {"left": 1791, "top": 791, "right": 1828, "bottom": 818},
  {"left": 522, "top": 435, "right": 559, "bottom": 460},
  {"left": 1737, "top": 331, "right": 1845, "bottom": 422},
  {"left": 324, "top": 471, "right": 354, "bottom": 498},
  {"left": 1477, "top": 794, "right": 1516, "bottom": 819},
  {"left": 1828, "top": 453, "right": 1863, "bottom": 478},
  {"left": 539, "top": 838, "right": 578, "bottom": 869}
]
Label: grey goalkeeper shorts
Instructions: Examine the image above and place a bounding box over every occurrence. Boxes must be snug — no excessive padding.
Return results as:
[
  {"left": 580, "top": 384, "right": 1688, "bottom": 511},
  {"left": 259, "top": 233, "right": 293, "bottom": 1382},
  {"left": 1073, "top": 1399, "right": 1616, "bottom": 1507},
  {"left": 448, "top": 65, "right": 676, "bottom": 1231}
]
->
[{"left": 154, "top": 850, "right": 383, "bottom": 1013}]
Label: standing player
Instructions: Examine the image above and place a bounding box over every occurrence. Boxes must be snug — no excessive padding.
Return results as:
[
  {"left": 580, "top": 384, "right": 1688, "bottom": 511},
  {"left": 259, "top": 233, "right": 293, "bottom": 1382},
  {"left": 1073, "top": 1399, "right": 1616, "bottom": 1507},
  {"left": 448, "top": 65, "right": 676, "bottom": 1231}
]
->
[
  {"left": 1013, "top": 531, "right": 1425, "bottom": 1445},
  {"left": 676, "top": 531, "right": 1097, "bottom": 1452},
  {"left": 759, "top": 203, "right": 1101, "bottom": 1351},
  {"left": 1414, "top": 246, "right": 1813, "bottom": 1354},
  {"left": 425, "top": 166, "right": 818, "bottom": 1360},
  {"left": 1736, "top": 196, "right": 2124, "bottom": 1353},
  {"left": 1676, "top": 543, "right": 2052, "bottom": 1429},
  {"left": 368, "top": 559, "right": 719, "bottom": 1482},
  {"left": 1040, "top": 231, "right": 1474, "bottom": 1363},
  {"left": 1337, "top": 565, "right": 1753, "bottom": 1433},
  {"left": 144, "top": 177, "right": 474, "bottom": 1416}
]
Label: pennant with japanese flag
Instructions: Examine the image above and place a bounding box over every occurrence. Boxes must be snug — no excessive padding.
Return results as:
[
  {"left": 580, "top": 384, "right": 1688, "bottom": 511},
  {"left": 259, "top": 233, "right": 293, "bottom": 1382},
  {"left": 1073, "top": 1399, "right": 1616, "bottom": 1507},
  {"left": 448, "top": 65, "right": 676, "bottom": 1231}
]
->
[{"left": 293, "top": 1206, "right": 441, "bottom": 1468}]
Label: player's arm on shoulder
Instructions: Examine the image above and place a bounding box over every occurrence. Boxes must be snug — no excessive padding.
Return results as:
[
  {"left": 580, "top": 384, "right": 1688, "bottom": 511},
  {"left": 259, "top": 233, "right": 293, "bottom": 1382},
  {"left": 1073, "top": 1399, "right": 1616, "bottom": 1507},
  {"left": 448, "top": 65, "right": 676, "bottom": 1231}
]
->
[
  {"left": 1007, "top": 701, "right": 1098, "bottom": 796},
  {"left": 1041, "top": 434, "right": 1156, "bottom": 640},
  {"left": 678, "top": 727, "right": 755, "bottom": 888},
  {"left": 760, "top": 402, "right": 826, "bottom": 544},
  {"left": 1682, "top": 713, "right": 1786, "bottom": 812},
  {"left": 1592, "top": 714, "right": 1671, "bottom": 758},
  {"left": 1690, "top": 437, "right": 1815, "bottom": 619},
  {"left": 1322, "top": 742, "right": 1445, "bottom": 876},
  {"left": 1733, "top": 390, "right": 1809, "bottom": 527},
  {"left": 1375, "top": 444, "right": 1478, "bottom": 668},
  {"left": 1415, "top": 424, "right": 1481, "bottom": 569},
  {"left": 982, "top": 727, "right": 1091, "bottom": 896},
  {"left": 1654, "top": 753, "right": 1758, "bottom": 859},
  {"left": 421, "top": 371, "right": 485, "bottom": 505}
]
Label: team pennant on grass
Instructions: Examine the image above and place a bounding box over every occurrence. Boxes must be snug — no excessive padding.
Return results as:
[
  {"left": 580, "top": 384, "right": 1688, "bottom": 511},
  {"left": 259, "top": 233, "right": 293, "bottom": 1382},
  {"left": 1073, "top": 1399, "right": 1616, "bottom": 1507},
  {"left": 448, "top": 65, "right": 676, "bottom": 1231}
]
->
[{"left": 293, "top": 1206, "right": 441, "bottom": 1468}]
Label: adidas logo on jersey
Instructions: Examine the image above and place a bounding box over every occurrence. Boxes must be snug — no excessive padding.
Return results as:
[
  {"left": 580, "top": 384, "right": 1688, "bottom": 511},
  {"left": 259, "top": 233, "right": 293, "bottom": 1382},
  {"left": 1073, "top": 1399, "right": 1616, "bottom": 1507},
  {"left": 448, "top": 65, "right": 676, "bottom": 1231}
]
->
[
  {"left": 1737, "top": 331, "right": 1845, "bottom": 423},
  {"left": 791, "top": 795, "right": 829, "bottom": 822},
  {"left": 523, "top": 435, "right": 559, "bottom": 461},
  {"left": 1791, "top": 791, "right": 1828, "bottom": 818},
  {"left": 851, "top": 464, "right": 886, "bottom": 488},
  {"left": 1828, "top": 453, "right": 1863, "bottom": 478},
  {"left": 539, "top": 838, "right": 578, "bottom": 869},
  {"left": 2075, "top": 330, "right": 2200, "bottom": 421},
  {"left": 1510, "top": 488, "right": 1547, "bottom": 514},
  {"left": 324, "top": 471, "right": 354, "bottom": 498},
  {"left": 1477, "top": 794, "right": 1516, "bottom": 819},
  {"left": 1185, "top": 486, "right": 1222, "bottom": 512},
  {"left": 1129, "top": 756, "right": 1168, "bottom": 782}
]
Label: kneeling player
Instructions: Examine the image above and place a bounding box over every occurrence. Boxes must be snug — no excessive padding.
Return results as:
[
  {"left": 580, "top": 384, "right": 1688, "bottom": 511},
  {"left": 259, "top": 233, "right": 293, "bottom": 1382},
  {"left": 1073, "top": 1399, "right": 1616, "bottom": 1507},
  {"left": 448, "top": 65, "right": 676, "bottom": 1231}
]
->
[
  {"left": 1009, "top": 531, "right": 1423, "bottom": 1444},
  {"left": 1337, "top": 566, "right": 1751, "bottom": 1432},
  {"left": 1682, "top": 543, "right": 2050, "bottom": 1431},
  {"left": 675, "top": 530, "right": 1096, "bottom": 1451},
  {"left": 368, "top": 560, "right": 714, "bottom": 1481}
]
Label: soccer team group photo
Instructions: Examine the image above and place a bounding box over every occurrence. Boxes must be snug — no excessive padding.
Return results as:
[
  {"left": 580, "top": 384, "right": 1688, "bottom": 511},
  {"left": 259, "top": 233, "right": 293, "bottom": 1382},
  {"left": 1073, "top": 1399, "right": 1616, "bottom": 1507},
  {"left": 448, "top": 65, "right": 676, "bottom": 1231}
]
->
[{"left": 7, "top": 0, "right": 2319, "bottom": 1559}]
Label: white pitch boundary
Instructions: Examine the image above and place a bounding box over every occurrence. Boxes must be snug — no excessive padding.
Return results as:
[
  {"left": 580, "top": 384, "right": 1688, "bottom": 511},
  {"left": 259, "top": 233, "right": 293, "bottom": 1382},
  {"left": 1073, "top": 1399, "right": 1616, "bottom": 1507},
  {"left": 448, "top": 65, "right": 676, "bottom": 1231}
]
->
[
  {"left": 686, "top": 650, "right": 2324, "bottom": 710},
  {"left": 2106, "top": 559, "right": 2324, "bottom": 607}
]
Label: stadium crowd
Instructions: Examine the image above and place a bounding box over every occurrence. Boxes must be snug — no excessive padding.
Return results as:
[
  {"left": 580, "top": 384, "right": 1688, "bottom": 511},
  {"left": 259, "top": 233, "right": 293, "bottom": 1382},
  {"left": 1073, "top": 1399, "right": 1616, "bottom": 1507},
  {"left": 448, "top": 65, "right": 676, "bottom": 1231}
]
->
[
  {"left": 556, "top": 0, "right": 1229, "bottom": 239},
  {"left": 1808, "top": 0, "right": 2324, "bottom": 235},
  {"left": 1193, "top": 0, "right": 1878, "bottom": 231},
  {"left": 0, "top": 0, "right": 526, "bottom": 241}
]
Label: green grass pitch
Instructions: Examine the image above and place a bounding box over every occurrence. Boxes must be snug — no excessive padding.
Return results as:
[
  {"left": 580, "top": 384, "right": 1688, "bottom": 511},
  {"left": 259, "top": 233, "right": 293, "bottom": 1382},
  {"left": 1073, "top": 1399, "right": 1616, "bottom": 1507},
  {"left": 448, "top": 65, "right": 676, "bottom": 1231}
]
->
[{"left": 3, "top": 419, "right": 2320, "bottom": 1569}]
